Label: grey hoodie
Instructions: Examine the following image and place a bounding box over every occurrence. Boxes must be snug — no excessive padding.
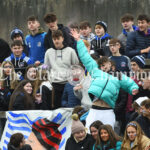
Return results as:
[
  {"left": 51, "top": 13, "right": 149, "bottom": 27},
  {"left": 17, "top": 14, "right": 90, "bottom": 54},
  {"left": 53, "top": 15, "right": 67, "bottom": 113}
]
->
[{"left": 44, "top": 47, "right": 79, "bottom": 83}]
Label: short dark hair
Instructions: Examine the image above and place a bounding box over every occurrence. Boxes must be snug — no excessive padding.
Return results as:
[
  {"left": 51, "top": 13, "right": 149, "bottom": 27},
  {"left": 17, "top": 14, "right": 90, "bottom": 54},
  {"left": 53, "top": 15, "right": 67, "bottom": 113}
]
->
[
  {"left": 109, "top": 38, "right": 121, "bottom": 45},
  {"left": 9, "top": 133, "right": 24, "bottom": 148},
  {"left": 44, "top": 13, "right": 57, "bottom": 23},
  {"left": 121, "top": 13, "right": 134, "bottom": 22},
  {"left": 137, "top": 14, "right": 150, "bottom": 22},
  {"left": 141, "top": 99, "right": 150, "bottom": 109},
  {"left": 52, "top": 30, "right": 63, "bottom": 39},
  {"left": 98, "top": 56, "right": 110, "bottom": 67},
  {"left": 27, "top": 15, "right": 39, "bottom": 22},
  {"left": 11, "top": 40, "right": 23, "bottom": 48},
  {"left": 68, "top": 22, "right": 79, "bottom": 30},
  {"left": 79, "top": 21, "right": 91, "bottom": 29}
]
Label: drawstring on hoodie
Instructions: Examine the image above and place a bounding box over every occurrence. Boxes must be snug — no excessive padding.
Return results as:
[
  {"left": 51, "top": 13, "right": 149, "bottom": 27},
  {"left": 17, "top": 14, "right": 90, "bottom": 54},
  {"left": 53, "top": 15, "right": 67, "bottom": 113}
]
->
[
  {"left": 55, "top": 50, "right": 63, "bottom": 60},
  {"left": 14, "top": 56, "right": 21, "bottom": 68}
]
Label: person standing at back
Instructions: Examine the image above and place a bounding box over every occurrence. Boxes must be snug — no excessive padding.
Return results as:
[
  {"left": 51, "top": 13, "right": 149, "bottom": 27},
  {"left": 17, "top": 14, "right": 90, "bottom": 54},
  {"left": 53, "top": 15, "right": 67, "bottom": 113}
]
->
[
  {"left": 117, "top": 13, "right": 137, "bottom": 55},
  {"left": 25, "top": 15, "right": 46, "bottom": 66},
  {"left": 43, "top": 13, "right": 75, "bottom": 50},
  {"left": 126, "top": 14, "right": 150, "bottom": 58},
  {"left": 79, "top": 21, "right": 95, "bottom": 43},
  {"left": 10, "top": 28, "right": 29, "bottom": 56},
  {"left": 91, "top": 21, "right": 112, "bottom": 58},
  {"left": 44, "top": 30, "right": 79, "bottom": 109}
]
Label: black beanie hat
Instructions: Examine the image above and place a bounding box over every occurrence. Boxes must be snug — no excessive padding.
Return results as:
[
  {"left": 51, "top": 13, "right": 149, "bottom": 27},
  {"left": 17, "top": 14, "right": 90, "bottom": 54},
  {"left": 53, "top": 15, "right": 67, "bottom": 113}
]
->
[
  {"left": 131, "top": 55, "right": 145, "bottom": 68},
  {"left": 10, "top": 28, "right": 24, "bottom": 40},
  {"left": 95, "top": 21, "right": 107, "bottom": 32}
]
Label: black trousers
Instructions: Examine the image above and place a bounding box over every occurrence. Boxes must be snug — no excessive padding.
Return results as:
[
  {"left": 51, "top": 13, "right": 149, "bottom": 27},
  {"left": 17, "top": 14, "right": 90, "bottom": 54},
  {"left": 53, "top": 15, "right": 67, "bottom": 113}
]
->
[{"left": 52, "top": 83, "right": 65, "bottom": 109}]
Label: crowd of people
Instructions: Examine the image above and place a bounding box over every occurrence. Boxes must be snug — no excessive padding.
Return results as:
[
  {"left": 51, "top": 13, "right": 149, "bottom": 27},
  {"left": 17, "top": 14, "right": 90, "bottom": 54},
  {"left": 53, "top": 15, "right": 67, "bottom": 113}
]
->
[{"left": 0, "top": 12, "right": 150, "bottom": 149}]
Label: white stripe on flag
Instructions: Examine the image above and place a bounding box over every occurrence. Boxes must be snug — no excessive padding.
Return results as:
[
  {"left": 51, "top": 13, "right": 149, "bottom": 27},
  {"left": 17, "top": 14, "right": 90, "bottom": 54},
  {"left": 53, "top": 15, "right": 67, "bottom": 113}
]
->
[{"left": 0, "top": 108, "right": 73, "bottom": 150}]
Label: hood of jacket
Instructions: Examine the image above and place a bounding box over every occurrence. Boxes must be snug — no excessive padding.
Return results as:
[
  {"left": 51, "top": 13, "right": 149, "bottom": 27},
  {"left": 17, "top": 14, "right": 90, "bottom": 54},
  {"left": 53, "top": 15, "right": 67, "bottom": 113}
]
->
[
  {"left": 122, "top": 25, "right": 137, "bottom": 36},
  {"left": 29, "top": 27, "right": 45, "bottom": 36},
  {"left": 95, "top": 33, "right": 112, "bottom": 40}
]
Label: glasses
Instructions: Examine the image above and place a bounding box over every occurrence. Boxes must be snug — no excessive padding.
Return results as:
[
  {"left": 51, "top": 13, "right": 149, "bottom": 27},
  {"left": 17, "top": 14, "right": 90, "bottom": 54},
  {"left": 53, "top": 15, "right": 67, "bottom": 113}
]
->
[{"left": 3, "top": 66, "right": 12, "bottom": 69}]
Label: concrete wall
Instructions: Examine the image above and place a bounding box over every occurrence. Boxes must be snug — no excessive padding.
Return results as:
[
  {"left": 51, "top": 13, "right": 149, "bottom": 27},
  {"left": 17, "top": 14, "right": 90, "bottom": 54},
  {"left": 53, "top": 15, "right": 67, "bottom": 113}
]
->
[{"left": 0, "top": 0, "right": 150, "bottom": 43}]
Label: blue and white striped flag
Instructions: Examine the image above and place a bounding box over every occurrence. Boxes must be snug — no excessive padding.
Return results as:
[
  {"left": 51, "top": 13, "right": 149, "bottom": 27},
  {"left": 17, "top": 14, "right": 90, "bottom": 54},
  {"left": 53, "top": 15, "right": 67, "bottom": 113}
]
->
[{"left": 0, "top": 108, "right": 73, "bottom": 150}]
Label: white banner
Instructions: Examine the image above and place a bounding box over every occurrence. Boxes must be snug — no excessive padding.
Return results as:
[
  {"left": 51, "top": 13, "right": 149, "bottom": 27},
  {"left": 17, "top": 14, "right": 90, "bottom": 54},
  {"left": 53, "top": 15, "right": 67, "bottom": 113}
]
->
[{"left": 0, "top": 108, "right": 73, "bottom": 150}]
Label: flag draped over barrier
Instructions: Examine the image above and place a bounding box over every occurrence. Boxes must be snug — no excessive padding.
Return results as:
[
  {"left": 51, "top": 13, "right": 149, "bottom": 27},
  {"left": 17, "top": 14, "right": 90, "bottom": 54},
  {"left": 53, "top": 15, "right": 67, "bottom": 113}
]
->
[{"left": 0, "top": 108, "right": 73, "bottom": 150}]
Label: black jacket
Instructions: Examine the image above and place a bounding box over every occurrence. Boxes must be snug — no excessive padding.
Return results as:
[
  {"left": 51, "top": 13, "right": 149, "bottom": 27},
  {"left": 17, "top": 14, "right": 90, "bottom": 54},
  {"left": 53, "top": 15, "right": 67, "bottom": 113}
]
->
[
  {"left": 133, "top": 86, "right": 150, "bottom": 102},
  {"left": 44, "top": 24, "right": 76, "bottom": 50},
  {"left": 125, "top": 30, "right": 150, "bottom": 58},
  {"left": 91, "top": 34, "right": 112, "bottom": 58},
  {"left": 65, "top": 134, "right": 94, "bottom": 150},
  {"left": 8, "top": 143, "right": 32, "bottom": 150},
  {"left": 0, "top": 88, "right": 11, "bottom": 111},
  {"left": 114, "top": 89, "right": 128, "bottom": 121},
  {"left": 135, "top": 115, "right": 150, "bottom": 138},
  {"left": 10, "top": 93, "right": 35, "bottom": 111},
  {"left": 0, "top": 38, "right": 11, "bottom": 63}
]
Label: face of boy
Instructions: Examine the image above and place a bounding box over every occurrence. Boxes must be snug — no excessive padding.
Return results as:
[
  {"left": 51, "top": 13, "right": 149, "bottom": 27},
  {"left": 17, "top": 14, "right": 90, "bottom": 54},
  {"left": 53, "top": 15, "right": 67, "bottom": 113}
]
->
[
  {"left": 13, "top": 35, "right": 23, "bottom": 42},
  {"left": 140, "top": 105, "right": 150, "bottom": 117},
  {"left": 52, "top": 36, "right": 64, "bottom": 49},
  {"left": 122, "top": 20, "right": 133, "bottom": 30},
  {"left": 80, "top": 27, "right": 91, "bottom": 37},
  {"left": 138, "top": 20, "right": 149, "bottom": 33},
  {"left": 100, "top": 62, "right": 111, "bottom": 72},
  {"left": 28, "top": 20, "right": 40, "bottom": 31},
  {"left": 131, "top": 62, "right": 140, "bottom": 72},
  {"left": 46, "top": 21, "right": 58, "bottom": 31},
  {"left": 109, "top": 43, "right": 120, "bottom": 54},
  {"left": 95, "top": 25, "right": 105, "bottom": 37},
  {"left": 11, "top": 45, "right": 23, "bottom": 57}
]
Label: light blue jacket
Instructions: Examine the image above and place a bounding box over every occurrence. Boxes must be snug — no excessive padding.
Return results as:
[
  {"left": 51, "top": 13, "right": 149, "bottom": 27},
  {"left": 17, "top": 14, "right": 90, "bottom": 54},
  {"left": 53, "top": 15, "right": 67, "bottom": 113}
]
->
[{"left": 77, "top": 40, "right": 139, "bottom": 108}]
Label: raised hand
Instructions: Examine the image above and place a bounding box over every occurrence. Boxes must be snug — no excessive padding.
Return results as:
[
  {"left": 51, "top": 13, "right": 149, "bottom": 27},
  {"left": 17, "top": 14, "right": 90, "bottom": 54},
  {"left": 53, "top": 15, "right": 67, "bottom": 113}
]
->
[{"left": 70, "top": 29, "right": 80, "bottom": 41}]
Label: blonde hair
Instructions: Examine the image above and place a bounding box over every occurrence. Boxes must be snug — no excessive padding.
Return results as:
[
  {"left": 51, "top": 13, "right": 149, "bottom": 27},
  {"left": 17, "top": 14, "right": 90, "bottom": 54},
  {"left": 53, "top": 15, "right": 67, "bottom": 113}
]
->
[
  {"left": 121, "top": 121, "right": 144, "bottom": 150},
  {"left": 0, "top": 61, "right": 19, "bottom": 89}
]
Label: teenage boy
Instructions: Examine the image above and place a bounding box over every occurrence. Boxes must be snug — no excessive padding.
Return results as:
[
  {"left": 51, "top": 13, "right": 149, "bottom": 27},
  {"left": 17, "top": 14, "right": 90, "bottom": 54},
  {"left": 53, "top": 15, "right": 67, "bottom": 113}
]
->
[
  {"left": 98, "top": 56, "right": 112, "bottom": 73},
  {"left": 126, "top": 14, "right": 150, "bottom": 58},
  {"left": 71, "top": 29, "right": 139, "bottom": 130},
  {"left": 126, "top": 55, "right": 147, "bottom": 124},
  {"left": 91, "top": 21, "right": 112, "bottom": 58},
  {"left": 79, "top": 21, "right": 95, "bottom": 43},
  {"left": 5, "top": 40, "right": 33, "bottom": 76},
  {"left": 135, "top": 99, "right": 150, "bottom": 138},
  {"left": 109, "top": 38, "right": 131, "bottom": 74},
  {"left": 10, "top": 28, "right": 28, "bottom": 56},
  {"left": 44, "top": 30, "right": 79, "bottom": 109},
  {"left": 25, "top": 15, "right": 46, "bottom": 65},
  {"left": 43, "top": 13, "right": 75, "bottom": 50},
  {"left": 117, "top": 13, "right": 137, "bottom": 54}
]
